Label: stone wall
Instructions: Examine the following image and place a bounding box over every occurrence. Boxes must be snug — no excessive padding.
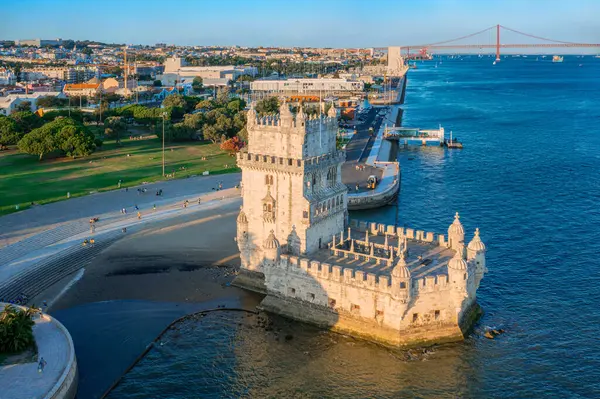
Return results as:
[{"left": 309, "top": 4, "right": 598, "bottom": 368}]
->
[{"left": 46, "top": 316, "right": 78, "bottom": 399}]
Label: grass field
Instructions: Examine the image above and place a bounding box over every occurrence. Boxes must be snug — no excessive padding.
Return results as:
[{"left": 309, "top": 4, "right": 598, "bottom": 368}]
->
[{"left": 0, "top": 134, "right": 239, "bottom": 215}]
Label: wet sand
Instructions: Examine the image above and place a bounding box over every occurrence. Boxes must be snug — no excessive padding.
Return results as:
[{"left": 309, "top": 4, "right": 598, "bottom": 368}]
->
[{"left": 44, "top": 199, "right": 263, "bottom": 398}]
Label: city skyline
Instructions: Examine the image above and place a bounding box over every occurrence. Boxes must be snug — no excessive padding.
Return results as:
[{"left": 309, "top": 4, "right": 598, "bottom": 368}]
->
[{"left": 2, "top": 0, "right": 599, "bottom": 48}]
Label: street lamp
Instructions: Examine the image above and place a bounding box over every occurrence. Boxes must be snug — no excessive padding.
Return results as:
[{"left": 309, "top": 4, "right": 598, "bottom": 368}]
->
[{"left": 162, "top": 112, "right": 167, "bottom": 177}]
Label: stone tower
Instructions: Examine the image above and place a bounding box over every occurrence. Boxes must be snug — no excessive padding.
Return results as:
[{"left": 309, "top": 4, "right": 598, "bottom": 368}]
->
[{"left": 236, "top": 100, "right": 347, "bottom": 289}]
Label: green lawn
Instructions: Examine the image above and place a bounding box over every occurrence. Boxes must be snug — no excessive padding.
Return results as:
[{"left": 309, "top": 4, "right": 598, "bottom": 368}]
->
[{"left": 0, "top": 134, "right": 239, "bottom": 215}]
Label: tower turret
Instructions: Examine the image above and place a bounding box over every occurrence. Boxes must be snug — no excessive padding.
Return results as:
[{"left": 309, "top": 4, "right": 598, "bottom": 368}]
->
[
  {"left": 448, "top": 244, "right": 468, "bottom": 292},
  {"left": 279, "top": 100, "right": 293, "bottom": 128},
  {"left": 467, "top": 228, "right": 487, "bottom": 288},
  {"left": 263, "top": 230, "right": 281, "bottom": 263},
  {"left": 247, "top": 103, "right": 256, "bottom": 127},
  {"left": 327, "top": 102, "right": 337, "bottom": 119},
  {"left": 448, "top": 212, "right": 465, "bottom": 251},
  {"left": 391, "top": 254, "right": 411, "bottom": 300}
]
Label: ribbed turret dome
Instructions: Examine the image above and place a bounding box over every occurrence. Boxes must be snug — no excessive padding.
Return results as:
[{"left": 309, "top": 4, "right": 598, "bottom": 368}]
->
[
  {"left": 237, "top": 208, "right": 248, "bottom": 224},
  {"left": 448, "top": 212, "right": 464, "bottom": 235},
  {"left": 391, "top": 255, "right": 411, "bottom": 279},
  {"left": 264, "top": 230, "right": 280, "bottom": 249},
  {"left": 448, "top": 248, "right": 468, "bottom": 270},
  {"left": 327, "top": 102, "right": 337, "bottom": 118},
  {"left": 467, "top": 228, "right": 486, "bottom": 252}
]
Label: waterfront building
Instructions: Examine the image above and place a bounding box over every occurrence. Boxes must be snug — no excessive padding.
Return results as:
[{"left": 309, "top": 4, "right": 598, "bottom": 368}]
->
[
  {"left": 235, "top": 102, "right": 487, "bottom": 347},
  {"left": 163, "top": 57, "right": 257, "bottom": 79},
  {"left": 250, "top": 78, "right": 364, "bottom": 96}
]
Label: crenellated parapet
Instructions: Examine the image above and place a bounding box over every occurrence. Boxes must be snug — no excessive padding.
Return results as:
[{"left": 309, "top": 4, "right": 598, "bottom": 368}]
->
[{"left": 236, "top": 150, "right": 346, "bottom": 173}]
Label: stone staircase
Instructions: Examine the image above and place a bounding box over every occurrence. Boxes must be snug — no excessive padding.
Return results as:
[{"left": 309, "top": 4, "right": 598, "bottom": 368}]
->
[
  {"left": 0, "top": 220, "right": 91, "bottom": 267},
  {"left": 0, "top": 230, "right": 123, "bottom": 303}
]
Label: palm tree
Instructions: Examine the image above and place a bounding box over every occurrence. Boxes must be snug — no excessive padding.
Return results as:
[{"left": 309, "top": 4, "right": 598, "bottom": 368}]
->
[{"left": 0, "top": 305, "right": 36, "bottom": 353}]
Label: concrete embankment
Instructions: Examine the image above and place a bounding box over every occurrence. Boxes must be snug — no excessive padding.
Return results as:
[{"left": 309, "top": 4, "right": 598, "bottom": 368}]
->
[{"left": 347, "top": 104, "right": 403, "bottom": 211}]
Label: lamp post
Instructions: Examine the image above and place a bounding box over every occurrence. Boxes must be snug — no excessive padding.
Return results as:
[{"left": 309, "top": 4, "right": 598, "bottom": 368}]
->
[{"left": 162, "top": 112, "right": 167, "bottom": 177}]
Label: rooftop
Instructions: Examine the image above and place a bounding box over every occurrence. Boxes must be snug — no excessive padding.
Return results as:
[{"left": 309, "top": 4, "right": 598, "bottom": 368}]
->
[{"left": 310, "top": 229, "right": 456, "bottom": 279}]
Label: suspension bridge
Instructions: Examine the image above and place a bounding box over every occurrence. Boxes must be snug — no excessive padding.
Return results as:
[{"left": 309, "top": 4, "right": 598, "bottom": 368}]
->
[{"left": 377, "top": 25, "right": 600, "bottom": 61}]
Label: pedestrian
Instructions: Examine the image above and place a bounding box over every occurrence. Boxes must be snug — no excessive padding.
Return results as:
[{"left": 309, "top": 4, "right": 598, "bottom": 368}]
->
[
  {"left": 125, "top": 187, "right": 128, "bottom": 192},
  {"left": 153, "top": 204, "right": 156, "bottom": 211},
  {"left": 90, "top": 238, "right": 95, "bottom": 246},
  {"left": 355, "top": 184, "right": 359, "bottom": 192},
  {"left": 137, "top": 211, "right": 141, "bottom": 220},
  {"left": 38, "top": 357, "right": 47, "bottom": 373},
  {"left": 90, "top": 224, "right": 96, "bottom": 234},
  {"left": 197, "top": 198, "right": 201, "bottom": 205}
]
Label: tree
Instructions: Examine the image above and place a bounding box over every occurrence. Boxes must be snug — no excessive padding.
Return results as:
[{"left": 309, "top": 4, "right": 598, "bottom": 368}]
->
[
  {"left": 226, "top": 98, "right": 246, "bottom": 115},
  {"left": 162, "top": 94, "right": 186, "bottom": 109},
  {"left": 10, "top": 111, "right": 42, "bottom": 133},
  {"left": 104, "top": 116, "right": 127, "bottom": 144},
  {"left": 192, "top": 76, "right": 203, "bottom": 91},
  {"left": 36, "top": 96, "right": 68, "bottom": 109},
  {"left": 216, "top": 88, "right": 230, "bottom": 105},
  {"left": 195, "top": 99, "right": 216, "bottom": 112},
  {"left": 0, "top": 116, "right": 22, "bottom": 146},
  {"left": 14, "top": 101, "right": 32, "bottom": 113},
  {"left": 220, "top": 136, "right": 245, "bottom": 155},
  {"left": 255, "top": 97, "right": 279, "bottom": 116},
  {"left": 237, "top": 127, "right": 248, "bottom": 142},
  {"left": 0, "top": 305, "right": 36, "bottom": 353},
  {"left": 153, "top": 80, "right": 162, "bottom": 87},
  {"left": 81, "top": 47, "right": 93, "bottom": 56},
  {"left": 203, "top": 124, "right": 221, "bottom": 143},
  {"left": 18, "top": 117, "right": 96, "bottom": 160},
  {"left": 57, "top": 124, "right": 97, "bottom": 158}
]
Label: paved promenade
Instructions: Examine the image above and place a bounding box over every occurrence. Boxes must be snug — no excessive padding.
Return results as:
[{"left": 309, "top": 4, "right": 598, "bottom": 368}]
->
[
  {"left": 0, "top": 173, "right": 242, "bottom": 248},
  {"left": 0, "top": 174, "right": 243, "bottom": 304},
  {"left": 0, "top": 304, "right": 76, "bottom": 399},
  {"left": 341, "top": 107, "right": 388, "bottom": 193}
]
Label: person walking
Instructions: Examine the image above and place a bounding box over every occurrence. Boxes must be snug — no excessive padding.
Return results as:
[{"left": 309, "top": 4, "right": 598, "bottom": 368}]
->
[
  {"left": 137, "top": 211, "right": 141, "bottom": 220},
  {"left": 153, "top": 204, "right": 156, "bottom": 211}
]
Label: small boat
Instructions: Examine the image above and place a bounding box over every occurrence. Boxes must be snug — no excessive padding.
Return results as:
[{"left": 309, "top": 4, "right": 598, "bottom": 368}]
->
[{"left": 552, "top": 55, "right": 564, "bottom": 63}]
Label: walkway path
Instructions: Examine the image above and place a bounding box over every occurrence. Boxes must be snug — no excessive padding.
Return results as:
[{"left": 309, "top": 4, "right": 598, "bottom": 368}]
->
[
  {"left": 0, "top": 173, "right": 242, "bottom": 248},
  {"left": 0, "top": 174, "right": 242, "bottom": 304},
  {"left": 0, "top": 304, "right": 75, "bottom": 399}
]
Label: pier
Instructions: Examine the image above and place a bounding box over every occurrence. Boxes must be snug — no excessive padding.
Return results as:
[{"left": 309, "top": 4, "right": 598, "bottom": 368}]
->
[{"left": 383, "top": 126, "right": 445, "bottom": 146}]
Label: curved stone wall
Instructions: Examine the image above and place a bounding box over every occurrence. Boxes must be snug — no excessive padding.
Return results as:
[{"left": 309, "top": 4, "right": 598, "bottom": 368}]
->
[
  {"left": 347, "top": 163, "right": 400, "bottom": 210},
  {"left": 0, "top": 303, "right": 78, "bottom": 399},
  {"left": 46, "top": 315, "right": 78, "bottom": 399}
]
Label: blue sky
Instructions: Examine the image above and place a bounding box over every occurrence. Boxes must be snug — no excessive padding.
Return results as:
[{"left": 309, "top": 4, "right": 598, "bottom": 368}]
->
[{"left": 1, "top": 0, "right": 598, "bottom": 47}]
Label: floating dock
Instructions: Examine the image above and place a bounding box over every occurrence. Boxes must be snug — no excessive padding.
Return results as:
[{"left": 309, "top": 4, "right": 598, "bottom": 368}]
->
[{"left": 384, "top": 126, "right": 463, "bottom": 148}]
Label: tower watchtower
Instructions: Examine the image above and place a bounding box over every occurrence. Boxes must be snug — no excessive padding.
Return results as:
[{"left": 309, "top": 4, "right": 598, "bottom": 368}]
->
[{"left": 236, "top": 101, "right": 347, "bottom": 285}]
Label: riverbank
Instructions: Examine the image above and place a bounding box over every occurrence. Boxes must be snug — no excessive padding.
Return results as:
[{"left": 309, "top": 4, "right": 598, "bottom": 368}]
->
[{"left": 43, "top": 198, "right": 263, "bottom": 398}]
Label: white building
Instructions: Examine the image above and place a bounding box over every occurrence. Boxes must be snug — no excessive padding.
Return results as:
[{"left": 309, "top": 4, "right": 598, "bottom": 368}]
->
[
  {"left": 162, "top": 57, "right": 257, "bottom": 80},
  {"left": 234, "top": 102, "right": 488, "bottom": 347},
  {"left": 0, "top": 68, "right": 17, "bottom": 85},
  {"left": 0, "top": 92, "right": 64, "bottom": 115},
  {"left": 250, "top": 78, "right": 364, "bottom": 94}
]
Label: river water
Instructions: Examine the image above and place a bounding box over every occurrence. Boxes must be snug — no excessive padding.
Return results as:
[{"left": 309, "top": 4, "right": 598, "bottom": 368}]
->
[{"left": 106, "top": 56, "right": 600, "bottom": 398}]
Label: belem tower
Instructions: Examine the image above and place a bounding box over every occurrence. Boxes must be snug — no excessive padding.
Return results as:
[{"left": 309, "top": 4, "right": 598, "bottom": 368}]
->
[{"left": 234, "top": 101, "right": 488, "bottom": 347}]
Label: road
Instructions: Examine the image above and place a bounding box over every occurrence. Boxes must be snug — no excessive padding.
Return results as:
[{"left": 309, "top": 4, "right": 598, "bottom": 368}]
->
[{"left": 341, "top": 107, "right": 388, "bottom": 193}]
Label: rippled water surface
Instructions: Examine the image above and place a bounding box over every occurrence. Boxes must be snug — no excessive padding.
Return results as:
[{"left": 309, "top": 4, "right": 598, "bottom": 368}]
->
[{"left": 110, "top": 56, "right": 600, "bottom": 398}]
